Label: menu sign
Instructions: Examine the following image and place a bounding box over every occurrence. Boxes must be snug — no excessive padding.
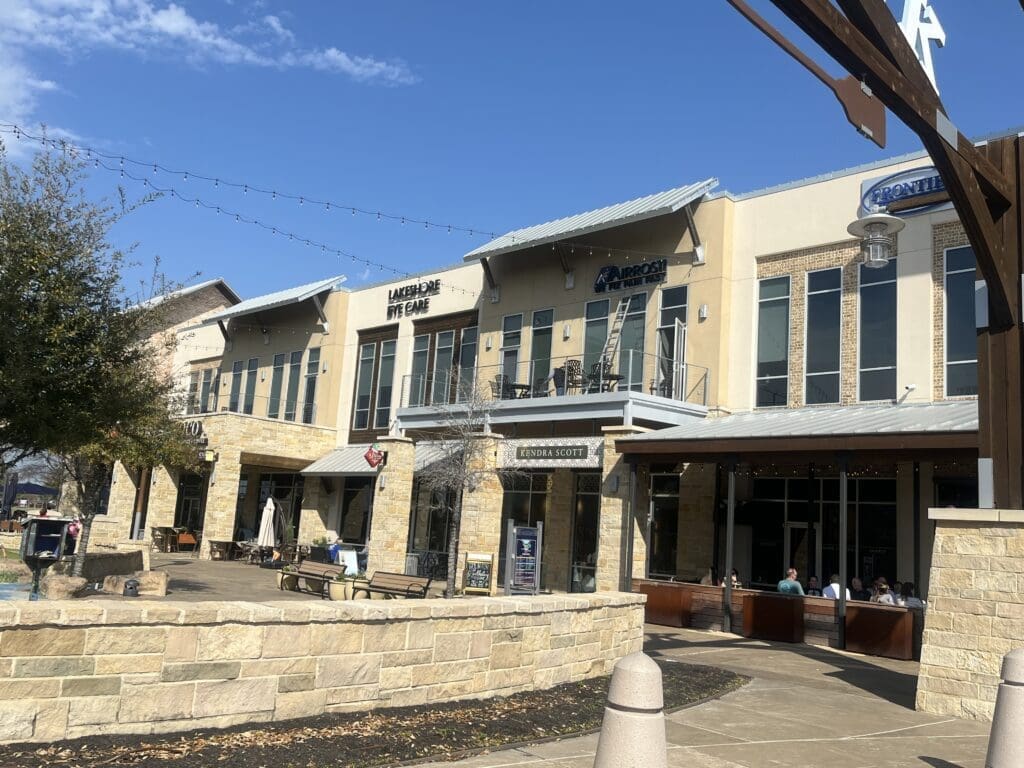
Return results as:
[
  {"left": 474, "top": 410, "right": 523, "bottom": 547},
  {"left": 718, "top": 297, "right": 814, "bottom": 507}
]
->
[{"left": 464, "top": 552, "right": 494, "bottom": 594}]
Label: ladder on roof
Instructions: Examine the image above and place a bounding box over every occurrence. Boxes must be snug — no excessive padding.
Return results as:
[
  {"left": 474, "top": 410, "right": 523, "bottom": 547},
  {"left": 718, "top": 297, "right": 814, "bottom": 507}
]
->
[{"left": 600, "top": 297, "right": 630, "bottom": 367}]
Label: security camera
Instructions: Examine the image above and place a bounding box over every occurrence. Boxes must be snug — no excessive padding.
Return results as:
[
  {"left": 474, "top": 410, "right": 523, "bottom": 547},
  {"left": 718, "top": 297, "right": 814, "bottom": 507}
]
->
[{"left": 904, "top": 384, "right": 917, "bottom": 391}]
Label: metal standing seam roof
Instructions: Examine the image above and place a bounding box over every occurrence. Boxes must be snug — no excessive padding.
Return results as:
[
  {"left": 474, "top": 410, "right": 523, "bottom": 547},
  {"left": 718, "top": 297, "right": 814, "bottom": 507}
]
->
[
  {"left": 205, "top": 275, "right": 346, "bottom": 324},
  {"left": 463, "top": 178, "right": 719, "bottom": 261},
  {"left": 302, "top": 441, "right": 455, "bottom": 477},
  {"left": 139, "top": 277, "right": 241, "bottom": 308},
  {"left": 621, "top": 400, "right": 978, "bottom": 443}
]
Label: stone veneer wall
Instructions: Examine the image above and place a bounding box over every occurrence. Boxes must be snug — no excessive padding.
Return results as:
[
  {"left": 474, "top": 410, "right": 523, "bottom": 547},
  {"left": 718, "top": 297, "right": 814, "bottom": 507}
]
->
[
  {"left": 0, "top": 593, "right": 645, "bottom": 744},
  {"left": 916, "top": 512, "right": 1024, "bottom": 721}
]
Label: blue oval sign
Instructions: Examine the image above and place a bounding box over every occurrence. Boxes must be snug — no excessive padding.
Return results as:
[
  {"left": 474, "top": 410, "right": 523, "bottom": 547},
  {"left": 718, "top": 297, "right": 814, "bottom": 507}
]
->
[{"left": 861, "top": 166, "right": 947, "bottom": 216}]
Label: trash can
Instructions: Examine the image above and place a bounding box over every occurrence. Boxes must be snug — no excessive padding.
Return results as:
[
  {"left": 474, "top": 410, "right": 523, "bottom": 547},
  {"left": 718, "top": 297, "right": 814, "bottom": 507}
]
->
[{"left": 123, "top": 579, "right": 140, "bottom": 598}]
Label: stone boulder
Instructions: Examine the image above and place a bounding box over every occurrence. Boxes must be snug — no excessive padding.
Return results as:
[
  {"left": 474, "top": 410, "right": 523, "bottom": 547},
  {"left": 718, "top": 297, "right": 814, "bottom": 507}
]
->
[
  {"left": 103, "top": 570, "right": 169, "bottom": 597},
  {"left": 40, "top": 572, "right": 88, "bottom": 599}
]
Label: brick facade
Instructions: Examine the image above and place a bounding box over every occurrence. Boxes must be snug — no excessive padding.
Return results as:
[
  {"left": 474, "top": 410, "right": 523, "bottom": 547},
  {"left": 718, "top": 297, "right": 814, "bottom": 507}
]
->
[{"left": 931, "top": 221, "right": 970, "bottom": 401}]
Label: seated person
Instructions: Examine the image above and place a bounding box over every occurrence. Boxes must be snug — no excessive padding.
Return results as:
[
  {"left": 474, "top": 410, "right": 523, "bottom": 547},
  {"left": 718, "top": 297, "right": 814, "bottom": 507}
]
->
[
  {"left": 850, "top": 576, "right": 871, "bottom": 601},
  {"left": 777, "top": 568, "right": 805, "bottom": 596},
  {"left": 722, "top": 568, "right": 742, "bottom": 589},
  {"left": 806, "top": 576, "right": 823, "bottom": 597},
  {"left": 898, "top": 581, "right": 925, "bottom": 609},
  {"left": 822, "top": 574, "right": 851, "bottom": 600},
  {"left": 872, "top": 578, "right": 896, "bottom": 605}
]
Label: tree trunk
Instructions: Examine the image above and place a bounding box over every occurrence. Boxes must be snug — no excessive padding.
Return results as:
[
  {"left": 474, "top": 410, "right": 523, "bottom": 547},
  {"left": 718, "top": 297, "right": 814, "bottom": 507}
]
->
[
  {"left": 444, "top": 487, "right": 464, "bottom": 599},
  {"left": 71, "top": 459, "right": 107, "bottom": 578}
]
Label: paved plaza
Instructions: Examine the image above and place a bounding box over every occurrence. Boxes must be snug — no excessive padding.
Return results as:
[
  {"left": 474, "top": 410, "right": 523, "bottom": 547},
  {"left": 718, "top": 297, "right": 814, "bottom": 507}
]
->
[{"left": 419, "top": 627, "right": 991, "bottom": 768}]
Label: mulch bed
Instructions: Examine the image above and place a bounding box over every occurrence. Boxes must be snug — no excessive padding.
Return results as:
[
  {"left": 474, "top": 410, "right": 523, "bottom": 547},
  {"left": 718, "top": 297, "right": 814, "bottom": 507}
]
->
[{"left": 0, "top": 660, "right": 746, "bottom": 768}]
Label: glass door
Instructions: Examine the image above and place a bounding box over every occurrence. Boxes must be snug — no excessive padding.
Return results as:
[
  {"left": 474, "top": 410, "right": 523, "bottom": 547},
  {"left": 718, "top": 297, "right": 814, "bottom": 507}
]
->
[{"left": 570, "top": 474, "right": 601, "bottom": 592}]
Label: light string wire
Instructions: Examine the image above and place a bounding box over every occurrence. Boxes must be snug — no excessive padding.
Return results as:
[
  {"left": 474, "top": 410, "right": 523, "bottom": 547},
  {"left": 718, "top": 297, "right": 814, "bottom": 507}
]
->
[{"left": 1, "top": 123, "right": 694, "bottom": 264}]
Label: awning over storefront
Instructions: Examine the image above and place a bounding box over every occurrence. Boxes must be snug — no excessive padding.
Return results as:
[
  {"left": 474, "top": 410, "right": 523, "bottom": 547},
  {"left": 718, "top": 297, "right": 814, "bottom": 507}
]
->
[
  {"left": 301, "top": 445, "right": 376, "bottom": 477},
  {"left": 463, "top": 178, "right": 718, "bottom": 260},
  {"left": 616, "top": 400, "right": 978, "bottom": 460}
]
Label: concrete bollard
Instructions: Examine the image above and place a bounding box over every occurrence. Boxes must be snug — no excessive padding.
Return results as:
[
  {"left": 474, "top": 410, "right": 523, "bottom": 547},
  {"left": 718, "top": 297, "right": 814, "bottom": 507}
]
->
[
  {"left": 593, "top": 652, "right": 667, "bottom": 768},
  {"left": 986, "top": 648, "right": 1024, "bottom": 768}
]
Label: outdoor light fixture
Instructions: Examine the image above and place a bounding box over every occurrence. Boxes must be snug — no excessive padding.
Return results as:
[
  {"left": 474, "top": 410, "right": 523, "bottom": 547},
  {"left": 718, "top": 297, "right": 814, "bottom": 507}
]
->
[
  {"left": 563, "top": 323, "right": 571, "bottom": 341},
  {"left": 847, "top": 209, "right": 905, "bottom": 269}
]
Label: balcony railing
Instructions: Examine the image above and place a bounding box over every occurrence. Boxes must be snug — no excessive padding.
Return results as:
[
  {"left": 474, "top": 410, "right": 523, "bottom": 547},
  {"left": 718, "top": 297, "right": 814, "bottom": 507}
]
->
[
  {"left": 400, "top": 350, "right": 709, "bottom": 409},
  {"left": 184, "top": 392, "right": 319, "bottom": 424}
]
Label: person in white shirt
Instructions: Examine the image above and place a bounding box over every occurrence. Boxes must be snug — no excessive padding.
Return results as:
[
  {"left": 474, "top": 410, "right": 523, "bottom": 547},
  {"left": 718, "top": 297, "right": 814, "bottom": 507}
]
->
[{"left": 822, "top": 573, "right": 850, "bottom": 601}]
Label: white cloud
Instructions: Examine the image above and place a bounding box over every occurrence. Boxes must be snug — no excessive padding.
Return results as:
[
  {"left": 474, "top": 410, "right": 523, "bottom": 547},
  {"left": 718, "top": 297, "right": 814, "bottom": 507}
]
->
[{"left": 0, "top": 1, "right": 417, "bottom": 144}]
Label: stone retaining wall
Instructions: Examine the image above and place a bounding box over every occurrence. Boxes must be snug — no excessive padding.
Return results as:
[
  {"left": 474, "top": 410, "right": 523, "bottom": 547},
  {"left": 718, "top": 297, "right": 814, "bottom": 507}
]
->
[
  {"left": 0, "top": 593, "right": 644, "bottom": 743},
  {"left": 916, "top": 511, "right": 1024, "bottom": 721}
]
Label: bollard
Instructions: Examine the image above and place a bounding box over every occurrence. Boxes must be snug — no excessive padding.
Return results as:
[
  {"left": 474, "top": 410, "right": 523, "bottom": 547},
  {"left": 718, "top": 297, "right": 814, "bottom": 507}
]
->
[
  {"left": 122, "top": 578, "right": 140, "bottom": 598},
  {"left": 986, "top": 647, "right": 1024, "bottom": 768},
  {"left": 593, "top": 652, "right": 667, "bottom": 768}
]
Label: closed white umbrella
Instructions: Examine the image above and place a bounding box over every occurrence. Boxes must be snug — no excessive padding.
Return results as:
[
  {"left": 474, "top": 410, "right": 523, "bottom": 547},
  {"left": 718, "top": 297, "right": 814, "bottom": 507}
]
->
[{"left": 256, "top": 497, "right": 277, "bottom": 549}]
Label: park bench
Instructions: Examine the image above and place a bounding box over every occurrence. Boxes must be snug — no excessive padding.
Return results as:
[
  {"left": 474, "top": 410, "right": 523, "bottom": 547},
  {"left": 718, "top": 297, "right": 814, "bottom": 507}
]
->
[
  {"left": 288, "top": 561, "right": 345, "bottom": 598},
  {"left": 352, "top": 571, "right": 431, "bottom": 599}
]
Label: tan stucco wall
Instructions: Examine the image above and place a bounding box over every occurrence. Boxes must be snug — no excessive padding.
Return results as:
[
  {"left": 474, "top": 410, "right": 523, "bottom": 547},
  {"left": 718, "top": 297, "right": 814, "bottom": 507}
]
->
[{"left": 336, "top": 263, "right": 483, "bottom": 445}]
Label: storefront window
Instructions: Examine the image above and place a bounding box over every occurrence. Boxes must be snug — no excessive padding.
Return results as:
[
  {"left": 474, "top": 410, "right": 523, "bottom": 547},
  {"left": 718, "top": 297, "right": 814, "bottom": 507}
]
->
[
  {"left": 243, "top": 357, "right": 258, "bottom": 415},
  {"left": 302, "top": 348, "right": 320, "bottom": 424},
  {"left": 283, "top": 351, "right": 303, "bottom": 421},
  {"left": 258, "top": 473, "right": 304, "bottom": 544},
  {"left": 408, "top": 487, "right": 453, "bottom": 579},
  {"left": 267, "top": 353, "right": 285, "bottom": 418},
  {"left": 657, "top": 286, "right": 688, "bottom": 399},
  {"left": 859, "top": 259, "right": 897, "bottom": 401},
  {"left": 945, "top": 246, "right": 978, "bottom": 396},
  {"left": 570, "top": 473, "right": 601, "bottom": 592},
  {"left": 531, "top": 309, "right": 554, "bottom": 385},
  {"left": 648, "top": 473, "right": 679, "bottom": 576},
  {"left": 228, "top": 360, "right": 244, "bottom": 412},
  {"left": 618, "top": 293, "right": 647, "bottom": 391},
  {"left": 338, "top": 476, "right": 373, "bottom": 546},
  {"left": 756, "top": 276, "right": 790, "bottom": 407},
  {"left": 374, "top": 340, "right": 397, "bottom": 428},
  {"left": 583, "top": 300, "right": 609, "bottom": 377},
  {"left": 174, "top": 472, "right": 207, "bottom": 531},
  {"left": 805, "top": 268, "right": 841, "bottom": 404},
  {"left": 501, "top": 314, "right": 523, "bottom": 383}
]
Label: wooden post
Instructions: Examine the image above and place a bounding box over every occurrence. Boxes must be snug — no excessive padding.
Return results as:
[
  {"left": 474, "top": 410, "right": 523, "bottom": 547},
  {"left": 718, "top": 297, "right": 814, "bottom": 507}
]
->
[
  {"left": 723, "top": 460, "right": 737, "bottom": 634},
  {"left": 838, "top": 456, "right": 849, "bottom": 650}
]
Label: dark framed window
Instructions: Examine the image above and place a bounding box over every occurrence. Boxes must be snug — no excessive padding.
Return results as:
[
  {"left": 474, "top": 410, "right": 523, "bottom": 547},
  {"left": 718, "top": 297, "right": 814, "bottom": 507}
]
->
[
  {"left": 945, "top": 246, "right": 978, "bottom": 396},
  {"left": 199, "top": 367, "right": 219, "bottom": 413},
  {"left": 228, "top": 360, "right": 244, "bottom": 412},
  {"left": 618, "top": 293, "right": 647, "bottom": 391},
  {"left": 457, "top": 326, "right": 478, "bottom": 401},
  {"left": 267, "top": 353, "right": 285, "bottom": 418},
  {"left": 302, "top": 348, "right": 320, "bottom": 424},
  {"left": 657, "top": 286, "right": 688, "bottom": 398},
  {"left": 409, "top": 335, "right": 430, "bottom": 407},
  {"left": 431, "top": 331, "right": 455, "bottom": 405},
  {"left": 186, "top": 372, "right": 200, "bottom": 415},
  {"left": 243, "top": 357, "right": 258, "bottom": 415},
  {"left": 350, "top": 325, "right": 399, "bottom": 436},
  {"left": 501, "top": 314, "right": 523, "bottom": 383},
  {"left": 530, "top": 309, "right": 554, "bottom": 384},
  {"left": 756, "top": 276, "right": 790, "bottom": 407},
  {"left": 284, "top": 351, "right": 303, "bottom": 421},
  {"left": 805, "top": 268, "right": 841, "bottom": 404},
  {"left": 374, "top": 339, "right": 397, "bottom": 429},
  {"left": 353, "top": 343, "right": 375, "bottom": 430},
  {"left": 859, "top": 259, "right": 897, "bottom": 401},
  {"left": 583, "top": 299, "right": 609, "bottom": 376}
]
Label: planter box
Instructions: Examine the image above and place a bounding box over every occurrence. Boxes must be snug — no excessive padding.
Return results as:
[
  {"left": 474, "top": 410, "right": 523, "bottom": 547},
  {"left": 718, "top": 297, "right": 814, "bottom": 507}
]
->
[
  {"left": 742, "top": 592, "right": 804, "bottom": 643},
  {"left": 276, "top": 571, "right": 299, "bottom": 591}
]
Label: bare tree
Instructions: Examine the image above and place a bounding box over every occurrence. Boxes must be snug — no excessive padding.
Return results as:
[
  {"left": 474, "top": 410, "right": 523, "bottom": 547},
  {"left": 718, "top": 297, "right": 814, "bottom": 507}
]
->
[{"left": 417, "top": 380, "right": 521, "bottom": 598}]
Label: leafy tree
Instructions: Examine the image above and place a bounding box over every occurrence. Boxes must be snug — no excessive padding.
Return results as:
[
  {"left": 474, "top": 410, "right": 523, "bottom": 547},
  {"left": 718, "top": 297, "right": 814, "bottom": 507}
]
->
[{"left": 0, "top": 141, "right": 199, "bottom": 575}]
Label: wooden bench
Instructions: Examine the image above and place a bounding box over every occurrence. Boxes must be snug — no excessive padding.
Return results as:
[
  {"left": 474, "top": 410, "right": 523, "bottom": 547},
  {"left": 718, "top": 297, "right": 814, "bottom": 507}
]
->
[
  {"left": 352, "top": 571, "right": 431, "bottom": 599},
  {"left": 287, "top": 561, "right": 345, "bottom": 598}
]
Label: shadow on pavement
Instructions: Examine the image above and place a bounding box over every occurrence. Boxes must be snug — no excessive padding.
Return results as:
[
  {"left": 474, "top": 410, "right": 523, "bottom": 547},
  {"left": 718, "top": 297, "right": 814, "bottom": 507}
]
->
[
  {"left": 643, "top": 626, "right": 919, "bottom": 709},
  {"left": 918, "top": 758, "right": 969, "bottom": 768}
]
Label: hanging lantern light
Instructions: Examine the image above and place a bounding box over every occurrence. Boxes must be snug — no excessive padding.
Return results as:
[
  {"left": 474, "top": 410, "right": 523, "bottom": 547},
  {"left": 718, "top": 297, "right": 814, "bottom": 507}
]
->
[{"left": 847, "top": 209, "right": 905, "bottom": 269}]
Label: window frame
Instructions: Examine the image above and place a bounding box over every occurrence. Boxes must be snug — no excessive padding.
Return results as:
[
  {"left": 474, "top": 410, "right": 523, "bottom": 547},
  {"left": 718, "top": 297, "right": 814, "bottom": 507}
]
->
[
  {"left": 803, "top": 267, "right": 842, "bottom": 405},
  {"left": 856, "top": 259, "right": 898, "bottom": 403},
  {"left": 943, "top": 245, "right": 978, "bottom": 398},
  {"left": 529, "top": 307, "right": 555, "bottom": 383},
  {"left": 755, "top": 275, "right": 792, "bottom": 408}
]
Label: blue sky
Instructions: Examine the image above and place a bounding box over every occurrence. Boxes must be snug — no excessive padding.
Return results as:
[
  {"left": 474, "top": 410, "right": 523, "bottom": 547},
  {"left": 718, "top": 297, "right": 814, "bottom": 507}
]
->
[{"left": 2, "top": 1, "right": 1021, "bottom": 300}]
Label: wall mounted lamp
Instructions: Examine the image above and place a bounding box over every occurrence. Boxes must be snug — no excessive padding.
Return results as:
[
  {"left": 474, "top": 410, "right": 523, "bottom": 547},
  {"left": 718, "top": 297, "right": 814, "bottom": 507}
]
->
[
  {"left": 563, "top": 324, "right": 571, "bottom": 341},
  {"left": 698, "top": 304, "right": 709, "bottom": 321}
]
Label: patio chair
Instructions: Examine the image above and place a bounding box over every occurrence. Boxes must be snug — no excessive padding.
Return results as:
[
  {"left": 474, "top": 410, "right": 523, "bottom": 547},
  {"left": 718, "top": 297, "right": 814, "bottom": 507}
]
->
[
  {"left": 530, "top": 376, "right": 550, "bottom": 398},
  {"left": 492, "top": 374, "right": 515, "bottom": 400},
  {"left": 564, "top": 359, "right": 584, "bottom": 394}
]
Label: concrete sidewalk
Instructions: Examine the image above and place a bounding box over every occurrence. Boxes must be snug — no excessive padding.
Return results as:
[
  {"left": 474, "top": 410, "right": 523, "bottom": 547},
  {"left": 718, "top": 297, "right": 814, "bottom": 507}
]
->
[{"left": 420, "top": 626, "right": 991, "bottom": 768}]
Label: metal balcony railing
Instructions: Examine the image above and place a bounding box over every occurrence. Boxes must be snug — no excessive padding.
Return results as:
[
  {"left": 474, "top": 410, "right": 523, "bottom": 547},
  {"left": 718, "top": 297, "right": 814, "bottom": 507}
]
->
[{"left": 400, "top": 350, "right": 709, "bottom": 409}]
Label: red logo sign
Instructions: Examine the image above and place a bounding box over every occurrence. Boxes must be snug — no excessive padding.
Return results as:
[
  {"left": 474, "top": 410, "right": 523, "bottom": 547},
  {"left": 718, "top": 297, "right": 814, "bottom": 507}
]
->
[{"left": 364, "top": 445, "right": 384, "bottom": 468}]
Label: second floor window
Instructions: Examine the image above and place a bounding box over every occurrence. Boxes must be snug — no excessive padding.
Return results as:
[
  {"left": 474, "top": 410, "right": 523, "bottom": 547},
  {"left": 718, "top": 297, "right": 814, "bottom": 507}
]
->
[
  {"left": 756, "top": 276, "right": 790, "bottom": 407},
  {"left": 351, "top": 327, "right": 399, "bottom": 433},
  {"left": 267, "top": 353, "right": 285, "bottom": 419},
  {"left": 228, "top": 360, "right": 244, "bottom": 412},
  {"left": 283, "top": 351, "right": 303, "bottom": 421},
  {"left": 859, "top": 260, "right": 897, "bottom": 401},
  {"left": 353, "top": 343, "right": 375, "bottom": 430},
  {"left": 243, "top": 358, "right": 258, "bottom": 415},
  {"left": 530, "top": 309, "right": 554, "bottom": 385},
  {"left": 199, "top": 368, "right": 219, "bottom": 413},
  {"left": 375, "top": 340, "right": 397, "bottom": 429},
  {"left": 302, "top": 348, "right": 320, "bottom": 424},
  {"left": 501, "top": 314, "right": 523, "bottom": 382},
  {"left": 805, "top": 269, "right": 842, "bottom": 405},
  {"left": 432, "top": 331, "right": 455, "bottom": 405},
  {"left": 945, "top": 246, "right": 978, "bottom": 397},
  {"left": 583, "top": 299, "right": 609, "bottom": 377}
]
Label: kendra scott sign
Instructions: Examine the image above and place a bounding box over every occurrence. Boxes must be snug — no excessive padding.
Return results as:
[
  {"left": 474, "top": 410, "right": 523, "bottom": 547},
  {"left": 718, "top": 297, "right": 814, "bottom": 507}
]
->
[{"left": 501, "top": 437, "right": 604, "bottom": 468}]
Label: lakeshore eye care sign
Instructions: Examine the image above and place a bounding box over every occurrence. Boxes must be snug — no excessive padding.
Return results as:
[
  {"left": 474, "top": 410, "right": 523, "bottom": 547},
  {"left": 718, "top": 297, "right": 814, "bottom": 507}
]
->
[
  {"left": 594, "top": 258, "right": 667, "bottom": 293},
  {"left": 386, "top": 279, "right": 441, "bottom": 320}
]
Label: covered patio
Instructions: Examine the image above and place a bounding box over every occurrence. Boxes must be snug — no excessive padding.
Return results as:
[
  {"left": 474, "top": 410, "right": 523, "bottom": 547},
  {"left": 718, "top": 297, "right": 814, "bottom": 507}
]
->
[{"left": 616, "top": 400, "right": 978, "bottom": 658}]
